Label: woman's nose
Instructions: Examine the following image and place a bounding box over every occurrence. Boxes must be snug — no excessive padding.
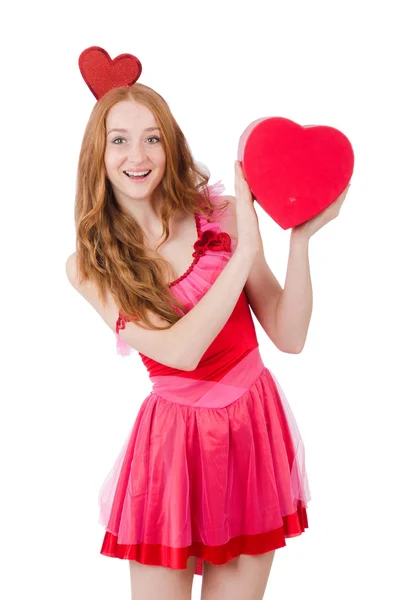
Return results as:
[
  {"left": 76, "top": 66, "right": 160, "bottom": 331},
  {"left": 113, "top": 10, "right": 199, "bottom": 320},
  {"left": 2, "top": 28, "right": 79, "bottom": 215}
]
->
[{"left": 127, "top": 142, "right": 146, "bottom": 162}]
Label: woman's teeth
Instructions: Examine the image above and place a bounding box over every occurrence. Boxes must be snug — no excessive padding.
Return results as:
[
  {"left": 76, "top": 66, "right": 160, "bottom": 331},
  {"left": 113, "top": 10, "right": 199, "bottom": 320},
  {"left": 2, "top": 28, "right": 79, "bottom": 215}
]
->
[{"left": 124, "top": 170, "right": 151, "bottom": 179}]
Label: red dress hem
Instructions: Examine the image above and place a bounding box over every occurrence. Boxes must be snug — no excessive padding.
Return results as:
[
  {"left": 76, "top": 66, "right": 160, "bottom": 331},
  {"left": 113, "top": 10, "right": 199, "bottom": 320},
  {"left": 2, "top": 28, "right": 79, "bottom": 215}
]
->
[{"left": 100, "top": 501, "right": 308, "bottom": 576}]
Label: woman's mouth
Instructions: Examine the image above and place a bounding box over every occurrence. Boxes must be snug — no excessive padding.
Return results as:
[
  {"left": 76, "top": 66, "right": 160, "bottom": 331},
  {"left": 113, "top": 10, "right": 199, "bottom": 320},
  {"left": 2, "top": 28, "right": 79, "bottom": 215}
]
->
[{"left": 123, "top": 169, "right": 152, "bottom": 182}]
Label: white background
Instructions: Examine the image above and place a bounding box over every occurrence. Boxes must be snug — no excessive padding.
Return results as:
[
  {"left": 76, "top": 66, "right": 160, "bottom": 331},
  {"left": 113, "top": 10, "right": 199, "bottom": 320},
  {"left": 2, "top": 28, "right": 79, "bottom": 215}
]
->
[{"left": 2, "top": 0, "right": 396, "bottom": 598}]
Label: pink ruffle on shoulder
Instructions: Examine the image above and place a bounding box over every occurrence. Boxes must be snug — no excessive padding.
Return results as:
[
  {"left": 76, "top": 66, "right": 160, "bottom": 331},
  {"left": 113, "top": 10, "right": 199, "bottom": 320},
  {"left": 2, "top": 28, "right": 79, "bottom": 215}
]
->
[{"left": 115, "top": 181, "right": 234, "bottom": 356}]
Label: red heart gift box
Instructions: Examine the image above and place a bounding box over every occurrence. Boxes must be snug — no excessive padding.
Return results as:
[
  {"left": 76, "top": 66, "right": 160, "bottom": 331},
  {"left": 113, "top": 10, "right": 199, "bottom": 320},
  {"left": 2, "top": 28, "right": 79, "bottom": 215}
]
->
[{"left": 237, "top": 117, "right": 354, "bottom": 230}]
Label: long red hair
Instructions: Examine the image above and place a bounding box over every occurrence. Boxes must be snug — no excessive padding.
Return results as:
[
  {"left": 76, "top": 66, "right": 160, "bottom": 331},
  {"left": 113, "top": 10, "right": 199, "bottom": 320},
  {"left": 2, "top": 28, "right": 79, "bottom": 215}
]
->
[{"left": 74, "top": 83, "right": 228, "bottom": 330}]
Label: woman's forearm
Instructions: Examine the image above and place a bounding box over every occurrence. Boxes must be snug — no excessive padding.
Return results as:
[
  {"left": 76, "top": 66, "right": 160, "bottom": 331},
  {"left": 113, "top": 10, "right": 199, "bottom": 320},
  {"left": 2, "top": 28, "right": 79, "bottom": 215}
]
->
[
  {"left": 172, "top": 246, "right": 256, "bottom": 370},
  {"left": 275, "top": 232, "right": 313, "bottom": 353}
]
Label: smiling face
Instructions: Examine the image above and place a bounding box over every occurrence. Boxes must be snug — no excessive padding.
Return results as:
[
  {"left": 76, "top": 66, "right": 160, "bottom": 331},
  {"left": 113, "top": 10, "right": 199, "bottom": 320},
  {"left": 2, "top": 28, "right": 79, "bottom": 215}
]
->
[{"left": 104, "top": 99, "right": 167, "bottom": 208}]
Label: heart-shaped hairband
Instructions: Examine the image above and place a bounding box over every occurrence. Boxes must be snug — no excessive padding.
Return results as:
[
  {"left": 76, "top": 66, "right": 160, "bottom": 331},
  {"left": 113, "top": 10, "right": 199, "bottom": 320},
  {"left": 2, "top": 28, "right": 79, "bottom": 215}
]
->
[{"left": 78, "top": 46, "right": 143, "bottom": 100}]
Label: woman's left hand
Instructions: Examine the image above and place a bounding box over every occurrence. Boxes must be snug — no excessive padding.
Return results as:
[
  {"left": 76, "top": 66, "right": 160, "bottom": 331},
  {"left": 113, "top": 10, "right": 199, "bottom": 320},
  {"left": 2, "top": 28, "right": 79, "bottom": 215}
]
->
[{"left": 291, "top": 182, "right": 351, "bottom": 240}]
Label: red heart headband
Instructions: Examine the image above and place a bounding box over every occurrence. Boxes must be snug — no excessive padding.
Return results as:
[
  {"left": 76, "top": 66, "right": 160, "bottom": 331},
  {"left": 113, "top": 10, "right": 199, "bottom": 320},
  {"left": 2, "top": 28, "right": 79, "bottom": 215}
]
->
[{"left": 78, "top": 46, "right": 142, "bottom": 100}]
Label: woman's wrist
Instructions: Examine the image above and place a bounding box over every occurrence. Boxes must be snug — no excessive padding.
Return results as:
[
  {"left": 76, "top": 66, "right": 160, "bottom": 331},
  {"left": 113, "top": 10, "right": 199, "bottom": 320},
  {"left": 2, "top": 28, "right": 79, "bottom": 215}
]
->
[{"left": 290, "top": 228, "right": 310, "bottom": 246}]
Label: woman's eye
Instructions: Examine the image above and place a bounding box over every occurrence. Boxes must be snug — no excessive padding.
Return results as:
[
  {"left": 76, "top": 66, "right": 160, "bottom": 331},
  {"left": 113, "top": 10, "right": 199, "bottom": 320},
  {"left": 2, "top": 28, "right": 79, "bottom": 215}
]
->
[{"left": 111, "top": 135, "right": 160, "bottom": 145}]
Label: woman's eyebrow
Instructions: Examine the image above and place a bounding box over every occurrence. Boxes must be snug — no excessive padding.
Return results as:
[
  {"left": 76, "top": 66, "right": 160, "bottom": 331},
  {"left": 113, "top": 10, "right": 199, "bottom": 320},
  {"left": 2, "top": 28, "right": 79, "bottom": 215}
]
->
[{"left": 107, "top": 127, "right": 161, "bottom": 135}]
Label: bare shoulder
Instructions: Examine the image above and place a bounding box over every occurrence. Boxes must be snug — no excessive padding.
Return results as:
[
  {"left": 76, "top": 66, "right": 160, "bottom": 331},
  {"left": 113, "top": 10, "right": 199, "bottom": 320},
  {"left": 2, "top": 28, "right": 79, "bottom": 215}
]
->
[
  {"left": 65, "top": 251, "right": 92, "bottom": 303},
  {"left": 65, "top": 252, "right": 92, "bottom": 297},
  {"left": 64, "top": 254, "right": 190, "bottom": 368},
  {"left": 65, "top": 252, "right": 115, "bottom": 323},
  {"left": 64, "top": 252, "right": 158, "bottom": 331},
  {"left": 216, "top": 195, "right": 238, "bottom": 240},
  {"left": 65, "top": 252, "right": 81, "bottom": 289}
]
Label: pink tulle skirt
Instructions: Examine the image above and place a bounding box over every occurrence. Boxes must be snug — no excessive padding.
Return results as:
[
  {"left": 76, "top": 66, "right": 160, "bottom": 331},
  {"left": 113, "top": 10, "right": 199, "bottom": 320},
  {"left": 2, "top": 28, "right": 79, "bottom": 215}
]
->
[{"left": 98, "top": 348, "right": 310, "bottom": 576}]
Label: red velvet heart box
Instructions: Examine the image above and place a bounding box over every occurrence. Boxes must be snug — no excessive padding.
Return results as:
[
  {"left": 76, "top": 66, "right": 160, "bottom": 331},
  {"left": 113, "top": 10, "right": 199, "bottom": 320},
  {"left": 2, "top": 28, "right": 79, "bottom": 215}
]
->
[{"left": 237, "top": 117, "right": 354, "bottom": 229}]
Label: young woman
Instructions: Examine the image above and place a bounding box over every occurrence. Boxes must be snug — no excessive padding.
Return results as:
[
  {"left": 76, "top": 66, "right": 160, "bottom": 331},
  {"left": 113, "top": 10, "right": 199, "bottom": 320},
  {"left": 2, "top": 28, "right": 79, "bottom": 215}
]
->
[{"left": 66, "top": 82, "right": 348, "bottom": 600}]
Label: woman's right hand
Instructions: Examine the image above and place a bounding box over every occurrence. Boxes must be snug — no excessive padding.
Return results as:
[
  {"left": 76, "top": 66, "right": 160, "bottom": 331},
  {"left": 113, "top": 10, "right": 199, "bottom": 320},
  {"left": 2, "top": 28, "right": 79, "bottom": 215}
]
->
[{"left": 234, "top": 161, "right": 262, "bottom": 258}]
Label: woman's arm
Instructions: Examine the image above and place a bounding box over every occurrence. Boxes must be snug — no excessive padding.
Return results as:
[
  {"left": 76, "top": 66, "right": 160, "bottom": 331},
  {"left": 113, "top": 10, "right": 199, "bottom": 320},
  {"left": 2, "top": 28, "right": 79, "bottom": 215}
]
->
[
  {"left": 218, "top": 182, "right": 350, "bottom": 353},
  {"left": 169, "top": 245, "right": 256, "bottom": 369},
  {"left": 273, "top": 232, "right": 312, "bottom": 353},
  {"left": 66, "top": 245, "right": 256, "bottom": 371},
  {"left": 217, "top": 195, "right": 312, "bottom": 353}
]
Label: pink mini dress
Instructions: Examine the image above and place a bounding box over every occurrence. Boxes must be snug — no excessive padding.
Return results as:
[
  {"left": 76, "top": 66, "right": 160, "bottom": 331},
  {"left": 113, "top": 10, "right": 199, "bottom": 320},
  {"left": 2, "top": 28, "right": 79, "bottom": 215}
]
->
[{"left": 98, "top": 181, "right": 311, "bottom": 577}]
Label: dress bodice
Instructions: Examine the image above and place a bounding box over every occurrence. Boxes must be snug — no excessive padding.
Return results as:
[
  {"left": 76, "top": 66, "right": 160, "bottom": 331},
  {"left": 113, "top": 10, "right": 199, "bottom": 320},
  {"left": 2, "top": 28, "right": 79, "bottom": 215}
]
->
[{"left": 115, "top": 181, "right": 259, "bottom": 378}]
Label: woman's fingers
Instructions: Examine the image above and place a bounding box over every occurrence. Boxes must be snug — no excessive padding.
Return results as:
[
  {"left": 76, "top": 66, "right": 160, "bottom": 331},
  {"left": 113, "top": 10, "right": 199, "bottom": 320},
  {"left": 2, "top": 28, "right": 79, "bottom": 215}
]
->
[
  {"left": 235, "top": 161, "right": 251, "bottom": 194},
  {"left": 235, "top": 160, "right": 244, "bottom": 179},
  {"left": 234, "top": 161, "right": 242, "bottom": 185}
]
